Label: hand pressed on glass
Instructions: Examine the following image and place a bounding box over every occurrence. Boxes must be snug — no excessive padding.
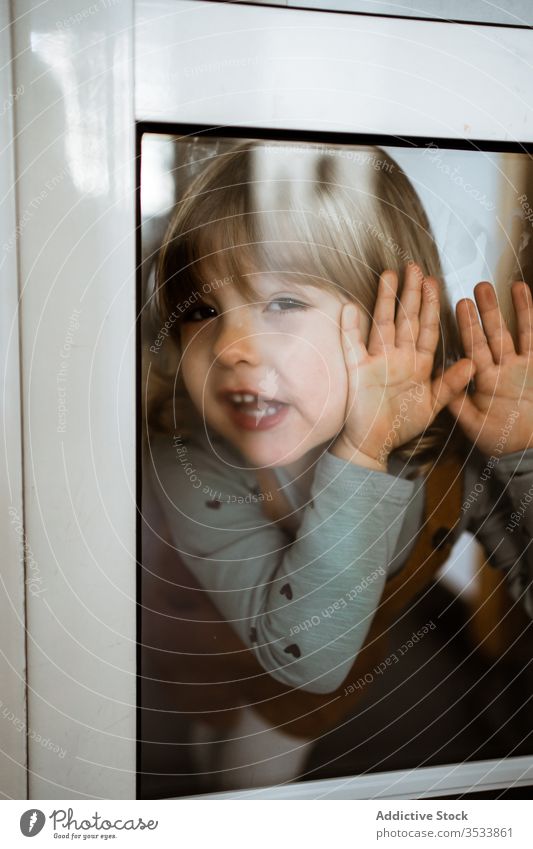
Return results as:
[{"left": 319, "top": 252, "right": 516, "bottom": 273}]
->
[{"left": 447, "top": 281, "right": 533, "bottom": 456}]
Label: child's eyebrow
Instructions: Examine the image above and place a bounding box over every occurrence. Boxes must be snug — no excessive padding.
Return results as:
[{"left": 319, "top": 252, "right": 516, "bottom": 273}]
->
[{"left": 255, "top": 276, "right": 324, "bottom": 295}]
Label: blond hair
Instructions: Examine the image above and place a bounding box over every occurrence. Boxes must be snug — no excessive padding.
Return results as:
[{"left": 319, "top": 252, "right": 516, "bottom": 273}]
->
[{"left": 147, "top": 140, "right": 467, "bottom": 472}]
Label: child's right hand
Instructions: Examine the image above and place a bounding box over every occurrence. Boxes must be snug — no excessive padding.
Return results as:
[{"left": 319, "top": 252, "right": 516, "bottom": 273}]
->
[{"left": 331, "top": 264, "right": 476, "bottom": 472}]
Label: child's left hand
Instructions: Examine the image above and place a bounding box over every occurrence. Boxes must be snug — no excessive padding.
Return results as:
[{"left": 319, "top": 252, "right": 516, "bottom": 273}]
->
[{"left": 447, "top": 280, "right": 533, "bottom": 456}]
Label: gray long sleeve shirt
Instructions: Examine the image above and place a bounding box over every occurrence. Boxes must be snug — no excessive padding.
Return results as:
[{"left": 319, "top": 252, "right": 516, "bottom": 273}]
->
[{"left": 148, "top": 428, "right": 533, "bottom": 695}]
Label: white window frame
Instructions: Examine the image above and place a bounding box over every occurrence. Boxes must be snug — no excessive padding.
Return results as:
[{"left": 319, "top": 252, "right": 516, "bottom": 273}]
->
[
  {"left": 10, "top": 0, "right": 136, "bottom": 799},
  {"left": 1, "top": 0, "right": 26, "bottom": 801}
]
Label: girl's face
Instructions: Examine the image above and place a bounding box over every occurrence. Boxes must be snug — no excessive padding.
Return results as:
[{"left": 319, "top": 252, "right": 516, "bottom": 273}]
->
[{"left": 178, "top": 272, "right": 369, "bottom": 470}]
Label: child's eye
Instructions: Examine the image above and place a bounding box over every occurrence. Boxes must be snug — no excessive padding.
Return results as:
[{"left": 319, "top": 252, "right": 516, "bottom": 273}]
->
[
  {"left": 267, "top": 297, "right": 308, "bottom": 313},
  {"left": 181, "top": 304, "right": 217, "bottom": 323}
]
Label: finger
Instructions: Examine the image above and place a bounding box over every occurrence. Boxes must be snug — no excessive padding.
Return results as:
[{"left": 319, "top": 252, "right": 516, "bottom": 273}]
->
[
  {"left": 456, "top": 297, "right": 494, "bottom": 371},
  {"left": 341, "top": 302, "right": 367, "bottom": 367},
  {"left": 416, "top": 275, "right": 441, "bottom": 356},
  {"left": 474, "top": 281, "right": 516, "bottom": 363},
  {"left": 446, "top": 391, "right": 486, "bottom": 444},
  {"left": 511, "top": 280, "right": 533, "bottom": 355},
  {"left": 395, "top": 263, "right": 422, "bottom": 348},
  {"left": 367, "top": 270, "right": 397, "bottom": 355},
  {"left": 431, "top": 358, "right": 476, "bottom": 416}
]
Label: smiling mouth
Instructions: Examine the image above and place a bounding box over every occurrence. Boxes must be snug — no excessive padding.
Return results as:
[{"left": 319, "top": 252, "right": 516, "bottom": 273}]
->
[
  {"left": 223, "top": 394, "right": 290, "bottom": 429},
  {"left": 229, "top": 396, "right": 287, "bottom": 417}
]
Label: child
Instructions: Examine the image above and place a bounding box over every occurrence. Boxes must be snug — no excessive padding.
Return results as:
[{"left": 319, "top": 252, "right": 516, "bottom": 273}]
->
[{"left": 146, "top": 141, "right": 533, "bottom": 788}]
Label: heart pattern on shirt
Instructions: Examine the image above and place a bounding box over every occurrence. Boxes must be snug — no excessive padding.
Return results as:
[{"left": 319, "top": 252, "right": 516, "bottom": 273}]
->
[
  {"left": 284, "top": 643, "right": 301, "bottom": 658},
  {"left": 280, "top": 583, "right": 293, "bottom": 600},
  {"left": 205, "top": 500, "right": 222, "bottom": 509}
]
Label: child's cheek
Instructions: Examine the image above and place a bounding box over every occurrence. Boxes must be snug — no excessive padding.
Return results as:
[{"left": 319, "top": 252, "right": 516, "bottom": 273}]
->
[
  {"left": 180, "top": 353, "right": 204, "bottom": 407},
  {"left": 323, "top": 338, "right": 350, "bottom": 410},
  {"left": 304, "top": 341, "right": 348, "bottom": 414}
]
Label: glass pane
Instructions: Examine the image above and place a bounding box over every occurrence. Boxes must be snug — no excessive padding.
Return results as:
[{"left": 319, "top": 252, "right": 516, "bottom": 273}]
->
[{"left": 139, "top": 132, "right": 533, "bottom": 798}]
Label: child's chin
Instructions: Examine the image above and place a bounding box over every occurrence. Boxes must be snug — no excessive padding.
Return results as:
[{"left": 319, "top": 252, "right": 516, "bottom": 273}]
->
[
  {"left": 240, "top": 445, "right": 305, "bottom": 470},
  {"left": 241, "top": 450, "right": 287, "bottom": 468}
]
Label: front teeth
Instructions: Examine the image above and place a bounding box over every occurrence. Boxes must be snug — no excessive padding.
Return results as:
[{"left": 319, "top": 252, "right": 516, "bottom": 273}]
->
[
  {"left": 230, "top": 392, "right": 256, "bottom": 403},
  {"left": 250, "top": 405, "right": 279, "bottom": 419}
]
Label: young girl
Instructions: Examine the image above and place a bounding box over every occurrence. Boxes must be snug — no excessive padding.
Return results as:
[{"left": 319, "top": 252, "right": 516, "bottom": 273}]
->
[{"left": 146, "top": 140, "right": 533, "bottom": 791}]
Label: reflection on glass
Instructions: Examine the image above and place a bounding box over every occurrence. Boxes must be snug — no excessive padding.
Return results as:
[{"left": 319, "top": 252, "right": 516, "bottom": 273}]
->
[{"left": 140, "top": 135, "right": 533, "bottom": 798}]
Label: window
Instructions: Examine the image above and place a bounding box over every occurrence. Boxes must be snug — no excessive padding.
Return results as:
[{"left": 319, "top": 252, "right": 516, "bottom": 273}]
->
[{"left": 139, "top": 130, "right": 533, "bottom": 798}]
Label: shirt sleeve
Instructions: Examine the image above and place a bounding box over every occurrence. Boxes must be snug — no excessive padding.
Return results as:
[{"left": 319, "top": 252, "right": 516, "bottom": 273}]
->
[
  {"left": 149, "top": 432, "right": 416, "bottom": 695},
  {"left": 493, "top": 448, "right": 533, "bottom": 616},
  {"left": 464, "top": 447, "right": 533, "bottom": 617}
]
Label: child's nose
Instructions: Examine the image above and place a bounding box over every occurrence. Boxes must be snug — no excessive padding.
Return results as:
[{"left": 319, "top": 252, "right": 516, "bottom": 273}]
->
[{"left": 212, "top": 307, "right": 262, "bottom": 367}]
